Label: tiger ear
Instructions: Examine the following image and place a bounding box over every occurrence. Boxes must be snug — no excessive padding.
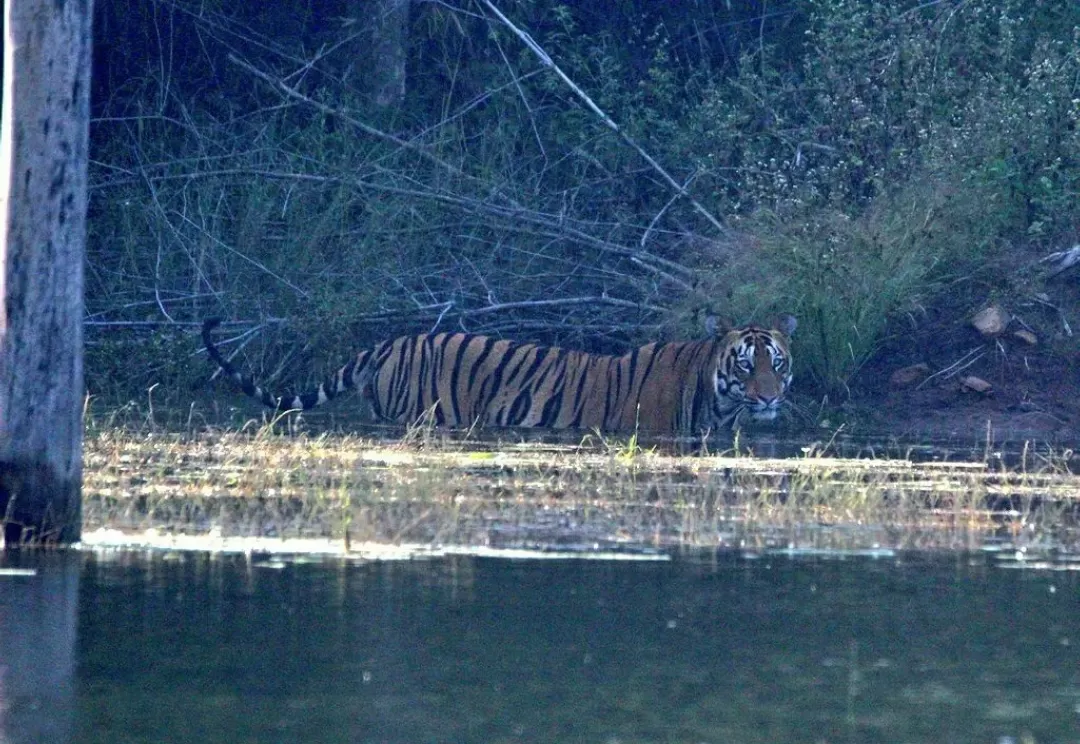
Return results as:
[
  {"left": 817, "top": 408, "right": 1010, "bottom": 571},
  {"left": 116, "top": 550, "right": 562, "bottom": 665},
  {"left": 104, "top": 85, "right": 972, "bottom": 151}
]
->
[
  {"left": 773, "top": 314, "right": 797, "bottom": 337},
  {"left": 704, "top": 315, "right": 731, "bottom": 337}
]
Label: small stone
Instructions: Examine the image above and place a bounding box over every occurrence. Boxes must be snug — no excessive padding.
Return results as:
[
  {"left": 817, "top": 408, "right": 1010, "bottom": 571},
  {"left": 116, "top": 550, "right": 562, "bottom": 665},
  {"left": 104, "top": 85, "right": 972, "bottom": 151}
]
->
[
  {"left": 960, "top": 376, "right": 993, "bottom": 394},
  {"left": 1012, "top": 329, "right": 1038, "bottom": 345},
  {"left": 972, "top": 305, "right": 1011, "bottom": 337},
  {"left": 890, "top": 363, "right": 930, "bottom": 387}
]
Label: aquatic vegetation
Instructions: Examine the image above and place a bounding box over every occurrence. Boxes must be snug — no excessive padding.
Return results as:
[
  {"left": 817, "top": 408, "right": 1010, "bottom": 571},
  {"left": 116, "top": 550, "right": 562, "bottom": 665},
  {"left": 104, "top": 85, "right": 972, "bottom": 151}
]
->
[{"left": 80, "top": 424, "right": 1080, "bottom": 556}]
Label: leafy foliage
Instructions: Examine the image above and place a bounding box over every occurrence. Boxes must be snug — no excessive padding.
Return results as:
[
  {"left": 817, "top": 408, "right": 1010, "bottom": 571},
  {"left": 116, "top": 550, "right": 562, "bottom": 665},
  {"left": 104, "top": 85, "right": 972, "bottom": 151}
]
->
[{"left": 87, "top": 0, "right": 1079, "bottom": 408}]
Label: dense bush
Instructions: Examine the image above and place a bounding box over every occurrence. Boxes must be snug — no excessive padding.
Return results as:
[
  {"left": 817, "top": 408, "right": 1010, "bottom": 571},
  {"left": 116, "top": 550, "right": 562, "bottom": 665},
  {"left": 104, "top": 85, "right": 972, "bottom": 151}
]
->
[
  {"left": 87, "top": 0, "right": 1079, "bottom": 409},
  {"left": 682, "top": 0, "right": 1079, "bottom": 393}
]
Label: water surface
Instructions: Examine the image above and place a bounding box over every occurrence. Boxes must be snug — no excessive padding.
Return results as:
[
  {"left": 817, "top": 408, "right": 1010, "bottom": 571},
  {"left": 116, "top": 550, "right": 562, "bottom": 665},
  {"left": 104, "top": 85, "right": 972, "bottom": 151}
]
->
[{"left": 3, "top": 550, "right": 1078, "bottom": 743}]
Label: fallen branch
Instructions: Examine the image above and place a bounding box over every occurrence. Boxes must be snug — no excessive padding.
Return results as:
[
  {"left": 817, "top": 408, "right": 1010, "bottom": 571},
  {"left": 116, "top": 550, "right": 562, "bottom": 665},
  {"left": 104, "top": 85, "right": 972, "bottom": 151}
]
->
[{"left": 1039, "top": 243, "right": 1080, "bottom": 278}]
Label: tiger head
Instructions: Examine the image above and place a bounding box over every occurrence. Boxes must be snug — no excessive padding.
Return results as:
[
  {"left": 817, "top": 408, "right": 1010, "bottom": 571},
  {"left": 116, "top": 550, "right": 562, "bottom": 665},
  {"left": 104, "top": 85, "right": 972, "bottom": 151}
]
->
[{"left": 709, "top": 314, "right": 796, "bottom": 427}]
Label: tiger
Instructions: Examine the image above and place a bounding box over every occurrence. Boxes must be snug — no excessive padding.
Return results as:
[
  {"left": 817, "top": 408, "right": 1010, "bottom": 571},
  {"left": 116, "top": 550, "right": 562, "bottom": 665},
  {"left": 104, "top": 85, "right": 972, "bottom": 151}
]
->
[{"left": 201, "top": 315, "right": 796, "bottom": 434}]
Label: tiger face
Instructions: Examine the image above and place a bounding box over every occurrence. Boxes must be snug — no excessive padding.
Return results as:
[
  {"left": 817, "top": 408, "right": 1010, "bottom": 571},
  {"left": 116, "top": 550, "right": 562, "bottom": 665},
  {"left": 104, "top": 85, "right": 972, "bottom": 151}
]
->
[{"left": 712, "top": 315, "right": 796, "bottom": 427}]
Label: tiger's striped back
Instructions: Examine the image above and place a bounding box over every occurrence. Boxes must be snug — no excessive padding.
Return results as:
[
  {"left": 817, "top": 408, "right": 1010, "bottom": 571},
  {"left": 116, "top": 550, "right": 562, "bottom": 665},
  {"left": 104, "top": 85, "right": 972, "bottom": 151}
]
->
[{"left": 202, "top": 317, "right": 795, "bottom": 434}]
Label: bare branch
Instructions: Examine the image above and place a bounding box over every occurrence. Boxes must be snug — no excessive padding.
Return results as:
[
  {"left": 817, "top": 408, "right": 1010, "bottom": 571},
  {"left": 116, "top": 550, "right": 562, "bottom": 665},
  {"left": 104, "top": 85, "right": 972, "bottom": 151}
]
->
[
  {"left": 228, "top": 53, "right": 476, "bottom": 187},
  {"left": 479, "top": 0, "right": 732, "bottom": 239},
  {"left": 1040, "top": 243, "right": 1080, "bottom": 278}
]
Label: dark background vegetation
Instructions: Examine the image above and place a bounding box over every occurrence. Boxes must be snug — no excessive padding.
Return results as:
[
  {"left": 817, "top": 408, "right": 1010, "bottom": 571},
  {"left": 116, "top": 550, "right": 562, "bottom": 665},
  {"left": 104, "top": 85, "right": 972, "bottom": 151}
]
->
[{"left": 86, "top": 0, "right": 1079, "bottom": 427}]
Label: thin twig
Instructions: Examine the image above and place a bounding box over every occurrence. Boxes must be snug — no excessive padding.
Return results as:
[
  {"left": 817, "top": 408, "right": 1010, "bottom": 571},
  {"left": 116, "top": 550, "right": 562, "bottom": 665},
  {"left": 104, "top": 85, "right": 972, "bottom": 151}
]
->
[
  {"left": 479, "top": 0, "right": 731, "bottom": 238},
  {"left": 916, "top": 346, "right": 985, "bottom": 390},
  {"left": 452, "top": 295, "right": 663, "bottom": 317},
  {"left": 350, "top": 179, "right": 696, "bottom": 281},
  {"left": 228, "top": 53, "right": 475, "bottom": 187}
]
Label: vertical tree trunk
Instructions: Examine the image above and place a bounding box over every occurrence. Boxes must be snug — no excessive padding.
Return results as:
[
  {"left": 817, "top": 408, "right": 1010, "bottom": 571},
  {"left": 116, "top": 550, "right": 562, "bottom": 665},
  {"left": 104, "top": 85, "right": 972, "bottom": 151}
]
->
[
  {"left": 372, "top": 0, "right": 410, "bottom": 107},
  {"left": 345, "top": 0, "right": 410, "bottom": 108},
  {"left": 0, "top": 0, "right": 93, "bottom": 546}
]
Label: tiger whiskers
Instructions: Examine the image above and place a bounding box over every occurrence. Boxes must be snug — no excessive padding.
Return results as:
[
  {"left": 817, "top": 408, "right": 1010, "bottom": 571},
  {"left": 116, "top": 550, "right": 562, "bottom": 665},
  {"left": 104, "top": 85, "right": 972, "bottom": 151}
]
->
[{"left": 783, "top": 399, "right": 818, "bottom": 427}]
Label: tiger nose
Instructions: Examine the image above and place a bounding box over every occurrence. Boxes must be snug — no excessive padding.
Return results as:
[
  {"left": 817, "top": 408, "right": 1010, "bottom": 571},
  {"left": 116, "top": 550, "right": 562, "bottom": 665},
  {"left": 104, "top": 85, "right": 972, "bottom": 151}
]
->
[{"left": 755, "top": 393, "right": 781, "bottom": 409}]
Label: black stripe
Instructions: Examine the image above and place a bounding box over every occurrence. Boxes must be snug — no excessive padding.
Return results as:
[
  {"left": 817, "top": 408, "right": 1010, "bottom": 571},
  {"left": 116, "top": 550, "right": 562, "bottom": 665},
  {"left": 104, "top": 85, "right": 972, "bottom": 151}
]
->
[
  {"left": 368, "top": 342, "right": 397, "bottom": 419},
  {"left": 447, "top": 335, "right": 482, "bottom": 424},
  {"left": 388, "top": 338, "right": 416, "bottom": 419},
  {"left": 602, "top": 351, "right": 632, "bottom": 425},
  {"left": 424, "top": 335, "right": 443, "bottom": 419},
  {"left": 623, "top": 344, "right": 662, "bottom": 411},
  {"left": 506, "top": 390, "right": 533, "bottom": 425},
  {"left": 488, "top": 343, "right": 543, "bottom": 418},
  {"left": 423, "top": 335, "right": 441, "bottom": 419},
  {"left": 509, "top": 344, "right": 549, "bottom": 384},
  {"left": 484, "top": 342, "right": 524, "bottom": 404},
  {"left": 533, "top": 352, "right": 569, "bottom": 426},
  {"left": 446, "top": 336, "right": 468, "bottom": 424},
  {"left": 568, "top": 359, "right": 594, "bottom": 428},
  {"left": 540, "top": 387, "right": 565, "bottom": 426},
  {"left": 504, "top": 347, "right": 558, "bottom": 424},
  {"left": 465, "top": 337, "right": 498, "bottom": 421}
]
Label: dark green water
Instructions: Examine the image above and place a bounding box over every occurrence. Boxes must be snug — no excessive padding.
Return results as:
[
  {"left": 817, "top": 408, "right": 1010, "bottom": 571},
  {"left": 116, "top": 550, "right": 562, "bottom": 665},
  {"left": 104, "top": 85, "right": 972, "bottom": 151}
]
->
[{"left": 2, "top": 551, "right": 1078, "bottom": 743}]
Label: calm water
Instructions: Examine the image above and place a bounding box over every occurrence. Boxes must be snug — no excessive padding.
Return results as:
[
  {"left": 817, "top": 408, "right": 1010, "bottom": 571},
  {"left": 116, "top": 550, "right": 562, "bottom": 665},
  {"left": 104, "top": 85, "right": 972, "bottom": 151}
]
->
[{"left": 2, "top": 551, "right": 1078, "bottom": 743}]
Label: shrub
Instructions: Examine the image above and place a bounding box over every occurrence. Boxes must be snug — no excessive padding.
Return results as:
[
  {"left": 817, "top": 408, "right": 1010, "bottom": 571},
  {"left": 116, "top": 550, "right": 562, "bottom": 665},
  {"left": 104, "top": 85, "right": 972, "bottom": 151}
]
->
[{"left": 86, "top": 0, "right": 1079, "bottom": 414}]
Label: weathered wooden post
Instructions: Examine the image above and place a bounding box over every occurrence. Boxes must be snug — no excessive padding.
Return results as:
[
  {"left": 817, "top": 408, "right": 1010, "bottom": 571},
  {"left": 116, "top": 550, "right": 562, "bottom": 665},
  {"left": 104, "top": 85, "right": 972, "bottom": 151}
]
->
[{"left": 0, "top": 0, "right": 93, "bottom": 546}]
